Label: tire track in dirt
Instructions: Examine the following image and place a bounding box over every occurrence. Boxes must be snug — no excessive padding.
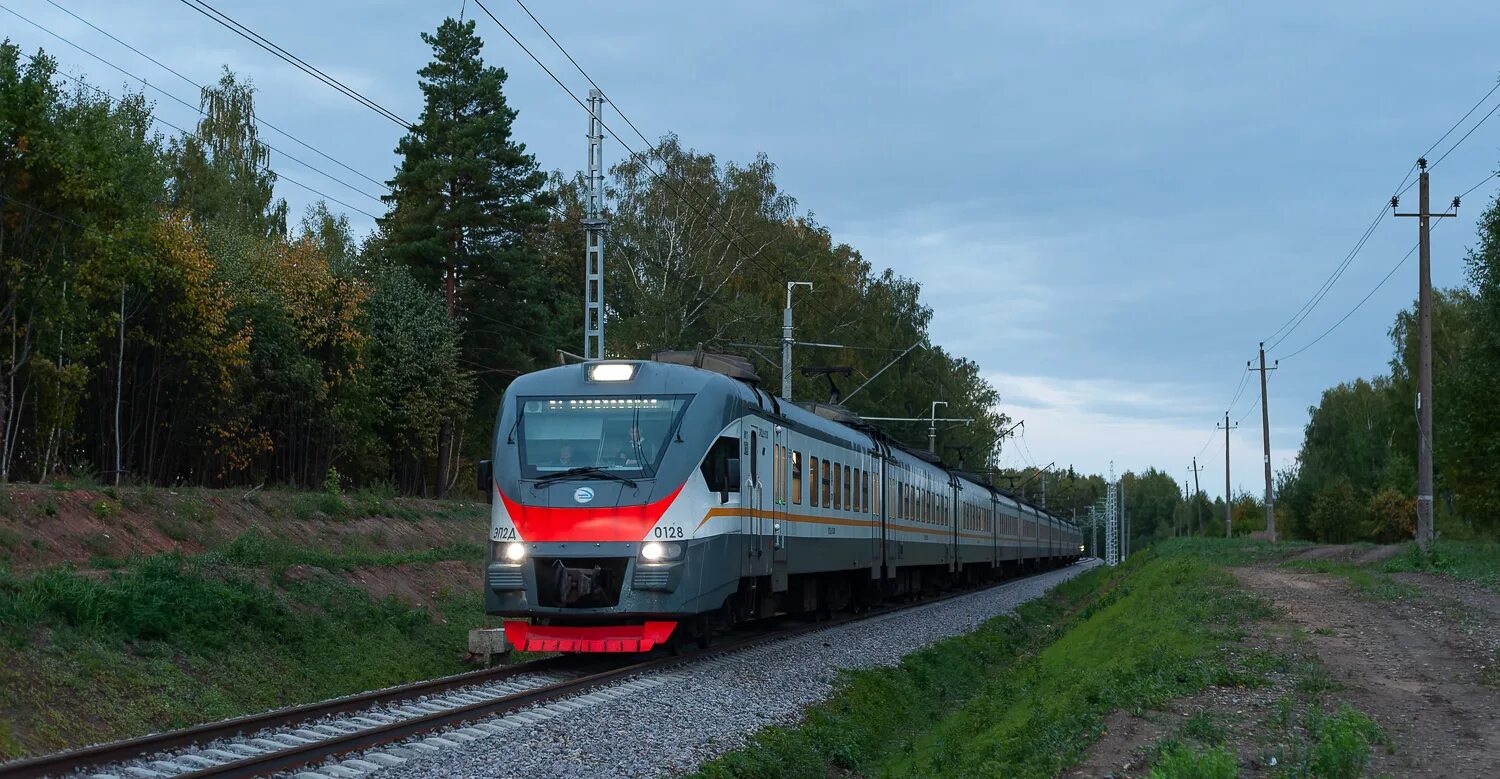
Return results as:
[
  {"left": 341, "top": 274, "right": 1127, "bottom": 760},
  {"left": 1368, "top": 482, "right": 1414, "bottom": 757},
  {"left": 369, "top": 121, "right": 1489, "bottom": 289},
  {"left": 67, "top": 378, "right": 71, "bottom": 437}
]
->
[{"left": 1236, "top": 567, "right": 1500, "bottom": 777}]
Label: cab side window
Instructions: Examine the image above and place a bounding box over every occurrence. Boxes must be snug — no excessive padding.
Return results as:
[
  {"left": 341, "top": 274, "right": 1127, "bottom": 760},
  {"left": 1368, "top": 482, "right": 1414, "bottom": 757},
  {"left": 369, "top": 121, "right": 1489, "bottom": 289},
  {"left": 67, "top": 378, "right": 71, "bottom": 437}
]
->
[{"left": 700, "top": 436, "right": 740, "bottom": 501}]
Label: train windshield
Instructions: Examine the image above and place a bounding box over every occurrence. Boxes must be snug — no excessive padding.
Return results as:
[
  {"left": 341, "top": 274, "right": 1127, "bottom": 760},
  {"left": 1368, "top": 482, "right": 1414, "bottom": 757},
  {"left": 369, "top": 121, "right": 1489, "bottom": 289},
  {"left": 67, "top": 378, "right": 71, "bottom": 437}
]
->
[{"left": 516, "top": 396, "right": 691, "bottom": 479}]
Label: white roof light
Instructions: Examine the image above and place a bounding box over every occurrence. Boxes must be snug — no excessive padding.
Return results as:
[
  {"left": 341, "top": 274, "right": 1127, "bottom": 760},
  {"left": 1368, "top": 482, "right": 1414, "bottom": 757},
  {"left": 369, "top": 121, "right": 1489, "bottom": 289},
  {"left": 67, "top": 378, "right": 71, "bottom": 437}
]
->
[{"left": 588, "top": 363, "right": 637, "bottom": 382}]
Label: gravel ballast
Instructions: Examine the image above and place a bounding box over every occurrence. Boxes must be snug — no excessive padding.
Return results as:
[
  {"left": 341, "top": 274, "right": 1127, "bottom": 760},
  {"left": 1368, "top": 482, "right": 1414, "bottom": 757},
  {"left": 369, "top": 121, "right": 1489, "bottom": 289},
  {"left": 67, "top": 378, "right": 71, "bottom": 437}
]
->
[{"left": 362, "top": 561, "right": 1099, "bottom": 779}]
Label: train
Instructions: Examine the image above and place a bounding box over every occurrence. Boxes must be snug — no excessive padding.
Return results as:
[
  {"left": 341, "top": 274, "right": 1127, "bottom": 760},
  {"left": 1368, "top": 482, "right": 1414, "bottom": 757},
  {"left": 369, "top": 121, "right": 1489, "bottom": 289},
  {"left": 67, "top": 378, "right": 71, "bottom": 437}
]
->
[{"left": 479, "top": 351, "right": 1083, "bottom": 653}]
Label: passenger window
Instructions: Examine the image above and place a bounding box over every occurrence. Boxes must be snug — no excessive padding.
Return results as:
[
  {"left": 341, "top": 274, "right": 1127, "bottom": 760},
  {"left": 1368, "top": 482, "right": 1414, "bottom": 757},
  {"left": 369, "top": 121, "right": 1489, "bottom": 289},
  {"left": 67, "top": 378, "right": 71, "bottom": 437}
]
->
[
  {"left": 822, "top": 459, "right": 832, "bottom": 508},
  {"left": 773, "top": 444, "right": 782, "bottom": 503},
  {"left": 861, "top": 471, "right": 869, "bottom": 513},
  {"left": 833, "top": 463, "right": 842, "bottom": 510},
  {"left": 843, "top": 465, "right": 852, "bottom": 510},
  {"left": 700, "top": 436, "right": 740, "bottom": 502},
  {"left": 809, "top": 457, "right": 820, "bottom": 507},
  {"left": 792, "top": 451, "right": 803, "bottom": 505}
]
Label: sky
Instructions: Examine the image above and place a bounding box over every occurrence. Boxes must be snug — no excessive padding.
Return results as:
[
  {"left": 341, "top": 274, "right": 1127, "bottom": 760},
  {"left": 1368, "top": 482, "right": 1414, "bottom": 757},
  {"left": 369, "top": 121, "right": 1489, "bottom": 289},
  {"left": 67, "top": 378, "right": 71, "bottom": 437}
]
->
[{"left": 8, "top": 0, "right": 1500, "bottom": 500}]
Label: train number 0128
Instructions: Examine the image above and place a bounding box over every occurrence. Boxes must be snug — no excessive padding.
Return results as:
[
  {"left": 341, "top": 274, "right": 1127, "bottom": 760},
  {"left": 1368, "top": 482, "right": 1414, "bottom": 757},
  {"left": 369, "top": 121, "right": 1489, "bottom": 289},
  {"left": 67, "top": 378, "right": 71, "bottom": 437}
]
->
[{"left": 653, "top": 526, "right": 685, "bottom": 539}]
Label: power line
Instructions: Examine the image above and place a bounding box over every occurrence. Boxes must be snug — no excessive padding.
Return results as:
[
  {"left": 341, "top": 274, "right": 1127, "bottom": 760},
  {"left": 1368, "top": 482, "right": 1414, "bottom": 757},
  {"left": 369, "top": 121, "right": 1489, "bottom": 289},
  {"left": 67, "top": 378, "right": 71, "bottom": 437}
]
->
[
  {"left": 1279, "top": 219, "right": 1456, "bottom": 362},
  {"left": 1265, "top": 204, "right": 1388, "bottom": 351},
  {"left": 1266, "top": 76, "right": 1500, "bottom": 349},
  {"left": 2, "top": 5, "right": 386, "bottom": 215},
  {"left": 1278, "top": 243, "right": 1418, "bottom": 362},
  {"left": 1429, "top": 97, "right": 1500, "bottom": 170},
  {"left": 16, "top": 50, "right": 381, "bottom": 221},
  {"left": 1459, "top": 170, "right": 1500, "bottom": 202},
  {"left": 1421, "top": 77, "right": 1500, "bottom": 162},
  {"left": 471, "top": 0, "right": 851, "bottom": 329},
  {"left": 26, "top": 1, "right": 582, "bottom": 226},
  {"left": 3, "top": 191, "right": 177, "bottom": 260},
  {"left": 509, "top": 0, "right": 658, "bottom": 157},
  {"left": 42, "top": 0, "right": 390, "bottom": 193},
  {"left": 1235, "top": 395, "right": 1259, "bottom": 426},
  {"left": 1193, "top": 426, "right": 1217, "bottom": 461},
  {"left": 174, "top": 0, "right": 410, "bottom": 128}
]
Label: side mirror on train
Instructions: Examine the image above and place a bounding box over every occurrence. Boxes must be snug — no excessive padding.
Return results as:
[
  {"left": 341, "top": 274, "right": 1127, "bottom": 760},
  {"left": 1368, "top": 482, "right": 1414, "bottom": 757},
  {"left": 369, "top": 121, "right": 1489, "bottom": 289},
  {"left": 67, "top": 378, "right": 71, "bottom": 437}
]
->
[{"left": 478, "top": 460, "right": 493, "bottom": 504}]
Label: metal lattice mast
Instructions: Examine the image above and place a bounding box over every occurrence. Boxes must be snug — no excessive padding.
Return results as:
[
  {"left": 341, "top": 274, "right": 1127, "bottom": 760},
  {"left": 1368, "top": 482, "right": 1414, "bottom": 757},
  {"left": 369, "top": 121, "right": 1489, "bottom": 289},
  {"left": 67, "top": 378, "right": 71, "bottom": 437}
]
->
[
  {"left": 782, "top": 282, "right": 812, "bottom": 399},
  {"left": 1105, "top": 469, "right": 1118, "bottom": 566},
  {"left": 583, "top": 89, "right": 606, "bottom": 360}
]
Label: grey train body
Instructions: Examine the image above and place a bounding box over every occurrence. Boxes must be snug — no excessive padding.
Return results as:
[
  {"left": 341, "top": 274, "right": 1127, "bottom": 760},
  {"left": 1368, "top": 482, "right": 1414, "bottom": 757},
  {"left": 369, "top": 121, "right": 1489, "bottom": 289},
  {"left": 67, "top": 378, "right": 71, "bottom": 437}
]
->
[{"left": 484, "top": 359, "right": 1083, "bottom": 645}]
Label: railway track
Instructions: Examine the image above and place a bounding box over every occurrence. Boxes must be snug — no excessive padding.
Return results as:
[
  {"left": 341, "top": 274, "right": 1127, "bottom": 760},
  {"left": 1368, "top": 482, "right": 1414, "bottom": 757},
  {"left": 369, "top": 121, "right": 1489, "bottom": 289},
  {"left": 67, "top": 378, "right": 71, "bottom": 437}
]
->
[{"left": 0, "top": 566, "right": 1076, "bottom": 779}]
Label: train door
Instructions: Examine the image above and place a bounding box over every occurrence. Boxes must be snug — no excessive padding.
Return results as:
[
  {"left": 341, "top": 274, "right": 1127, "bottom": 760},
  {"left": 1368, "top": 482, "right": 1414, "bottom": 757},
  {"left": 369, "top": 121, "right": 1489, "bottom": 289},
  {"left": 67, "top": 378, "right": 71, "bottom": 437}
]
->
[
  {"left": 772, "top": 425, "right": 788, "bottom": 564},
  {"left": 868, "top": 451, "right": 881, "bottom": 574},
  {"left": 877, "top": 454, "right": 890, "bottom": 578},
  {"left": 744, "top": 420, "right": 772, "bottom": 575},
  {"left": 951, "top": 481, "right": 961, "bottom": 572}
]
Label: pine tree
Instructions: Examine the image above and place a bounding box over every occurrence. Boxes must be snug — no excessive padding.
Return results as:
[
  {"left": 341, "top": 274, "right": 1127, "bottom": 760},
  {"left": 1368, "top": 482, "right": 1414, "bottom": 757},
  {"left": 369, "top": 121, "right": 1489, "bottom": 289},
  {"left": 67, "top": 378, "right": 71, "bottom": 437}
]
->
[{"left": 381, "top": 18, "right": 555, "bottom": 495}]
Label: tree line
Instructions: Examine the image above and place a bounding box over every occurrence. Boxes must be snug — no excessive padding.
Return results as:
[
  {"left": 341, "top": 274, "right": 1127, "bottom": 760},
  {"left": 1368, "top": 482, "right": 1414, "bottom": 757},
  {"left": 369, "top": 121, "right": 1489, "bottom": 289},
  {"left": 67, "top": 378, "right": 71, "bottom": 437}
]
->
[
  {"left": 1275, "top": 187, "right": 1500, "bottom": 542},
  {"left": 0, "top": 19, "right": 1012, "bottom": 495}
]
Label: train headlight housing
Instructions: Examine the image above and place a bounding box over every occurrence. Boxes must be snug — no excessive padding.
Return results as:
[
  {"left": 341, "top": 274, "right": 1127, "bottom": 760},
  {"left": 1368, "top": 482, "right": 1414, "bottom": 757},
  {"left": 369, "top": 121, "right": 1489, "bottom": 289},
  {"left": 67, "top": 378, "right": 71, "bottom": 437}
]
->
[
  {"left": 587, "top": 362, "right": 637, "bottom": 382},
  {"left": 498, "top": 542, "right": 526, "bottom": 563},
  {"left": 640, "top": 540, "right": 685, "bottom": 562}
]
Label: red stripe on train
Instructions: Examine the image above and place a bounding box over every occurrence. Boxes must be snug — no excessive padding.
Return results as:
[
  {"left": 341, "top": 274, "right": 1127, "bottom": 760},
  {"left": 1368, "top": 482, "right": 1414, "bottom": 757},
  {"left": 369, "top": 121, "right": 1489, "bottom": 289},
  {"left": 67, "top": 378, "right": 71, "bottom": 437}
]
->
[
  {"left": 503, "top": 620, "right": 677, "bottom": 653},
  {"left": 497, "top": 485, "right": 684, "bottom": 543}
]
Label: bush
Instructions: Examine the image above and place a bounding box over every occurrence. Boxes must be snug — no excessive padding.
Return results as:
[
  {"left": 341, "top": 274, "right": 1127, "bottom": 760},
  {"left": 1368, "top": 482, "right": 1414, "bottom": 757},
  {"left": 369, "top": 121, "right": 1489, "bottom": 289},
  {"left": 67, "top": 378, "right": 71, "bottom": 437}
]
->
[
  {"left": 81, "top": 533, "right": 115, "bottom": 557},
  {"left": 1309, "top": 479, "right": 1367, "bottom": 543},
  {"left": 1365, "top": 488, "right": 1415, "bottom": 543},
  {"left": 318, "top": 493, "right": 347, "bottom": 518},
  {"left": 153, "top": 516, "right": 196, "bottom": 543}
]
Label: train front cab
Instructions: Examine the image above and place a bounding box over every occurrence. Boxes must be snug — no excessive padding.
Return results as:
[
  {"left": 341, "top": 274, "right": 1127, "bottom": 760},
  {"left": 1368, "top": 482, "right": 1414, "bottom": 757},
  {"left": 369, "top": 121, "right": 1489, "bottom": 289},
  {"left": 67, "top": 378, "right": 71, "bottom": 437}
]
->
[{"left": 483, "top": 360, "right": 753, "bottom": 653}]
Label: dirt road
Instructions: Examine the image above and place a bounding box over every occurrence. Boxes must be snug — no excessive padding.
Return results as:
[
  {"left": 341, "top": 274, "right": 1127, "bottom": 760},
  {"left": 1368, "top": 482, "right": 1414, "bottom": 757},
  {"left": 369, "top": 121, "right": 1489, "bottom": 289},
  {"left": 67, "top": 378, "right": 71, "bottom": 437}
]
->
[
  {"left": 1236, "top": 566, "right": 1500, "bottom": 777},
  {"left": 1068, "top": 554, "right": 1500, "bottom": 777}
]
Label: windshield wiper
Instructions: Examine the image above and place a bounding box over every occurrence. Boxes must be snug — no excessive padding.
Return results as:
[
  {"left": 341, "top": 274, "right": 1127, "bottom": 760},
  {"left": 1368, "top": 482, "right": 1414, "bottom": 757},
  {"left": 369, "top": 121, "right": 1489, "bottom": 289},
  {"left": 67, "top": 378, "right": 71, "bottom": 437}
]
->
[{"left": 532, "top": 466, "right": 638, "bottom": 489}]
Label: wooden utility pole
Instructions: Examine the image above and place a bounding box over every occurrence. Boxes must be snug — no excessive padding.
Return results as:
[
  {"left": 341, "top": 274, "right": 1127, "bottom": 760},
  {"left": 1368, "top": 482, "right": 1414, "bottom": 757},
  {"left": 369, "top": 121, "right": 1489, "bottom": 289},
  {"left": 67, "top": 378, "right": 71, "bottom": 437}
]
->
[
  {"left": 1182, "top": 476, "right": 1191, "bottom": 536},
  {"left": 1393, "top": 158, "right": 1458, "bottom": 550},
  {"left": 1250, "top": 343, "right": 1278, "bottom": 541},
  {"left": 1217, "top": 412, "right": 1239, "bottom": 538},
  {"left": 1189, "top": 458, "right": 1204, "bottom": 535}
]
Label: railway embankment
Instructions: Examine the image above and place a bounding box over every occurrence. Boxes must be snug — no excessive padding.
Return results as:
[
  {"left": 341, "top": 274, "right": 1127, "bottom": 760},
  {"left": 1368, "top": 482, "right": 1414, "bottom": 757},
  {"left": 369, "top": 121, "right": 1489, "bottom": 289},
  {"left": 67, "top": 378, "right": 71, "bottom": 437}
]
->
[
  {"left": 698, "top": 538, "right": 1500, "bottom": 778},
  {"left": 0, "top": 483, "right": 496, "bottom": 760}
]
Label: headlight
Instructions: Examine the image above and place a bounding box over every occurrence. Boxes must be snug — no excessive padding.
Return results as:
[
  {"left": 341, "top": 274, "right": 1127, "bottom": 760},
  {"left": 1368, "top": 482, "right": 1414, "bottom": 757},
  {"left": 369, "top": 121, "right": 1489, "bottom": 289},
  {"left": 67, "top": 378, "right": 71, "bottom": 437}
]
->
[
  {"left": 640, "top": 540, "right": 685, "bottom": 562},
  {"left": 502, "top": 542, "right": 526, "bottom": 562},
  {"left": 587, "top": 362, "right": 636, "bottom": 382}
]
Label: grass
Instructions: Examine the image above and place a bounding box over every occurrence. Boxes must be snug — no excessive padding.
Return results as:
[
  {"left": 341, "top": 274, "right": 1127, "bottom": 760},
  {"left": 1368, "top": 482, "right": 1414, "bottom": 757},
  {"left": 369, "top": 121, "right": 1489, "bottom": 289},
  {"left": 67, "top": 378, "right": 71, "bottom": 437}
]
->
[
  {"left": 0, "top": 544, "right": 498, "bottom": 758},
  {"left": 1267, "top": 704, "right": 1386, "bottom": 779},
  {"left": 1382, "top": 539, "right": 1500, "bottom": 588},
  {"left": 1151, "top": 537, "right": 1310, "bottom": 567},
  {"left": 1147, "top": 740, "right": 1237, "bottom": 779},
  {"left": 0, "top": 484, "right": 497, "bottom": 759},
  {"left": 1278, "top": 559, "right": 1422, "bottom": 601},
  {"left": 696, "top": 540, "right": 1275, "bottom": 779},
  {"left": 215, "top": 528, "right": 482, "bottom": 572}
]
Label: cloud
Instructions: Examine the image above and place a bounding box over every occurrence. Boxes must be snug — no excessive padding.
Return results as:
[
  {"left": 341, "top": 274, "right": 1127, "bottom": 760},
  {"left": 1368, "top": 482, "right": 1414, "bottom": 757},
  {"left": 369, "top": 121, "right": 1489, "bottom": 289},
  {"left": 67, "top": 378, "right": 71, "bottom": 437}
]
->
[{"left": 986, "top": 371, "right": 1300, "bottom": 496}]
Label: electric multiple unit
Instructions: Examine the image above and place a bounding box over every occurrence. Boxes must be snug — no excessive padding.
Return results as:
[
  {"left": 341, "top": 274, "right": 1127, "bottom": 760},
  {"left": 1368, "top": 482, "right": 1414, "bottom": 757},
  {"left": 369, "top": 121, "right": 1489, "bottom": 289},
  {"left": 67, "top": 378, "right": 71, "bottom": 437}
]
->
[{"left": 481, "top": 353, "right": 1083, "bottom": 653}]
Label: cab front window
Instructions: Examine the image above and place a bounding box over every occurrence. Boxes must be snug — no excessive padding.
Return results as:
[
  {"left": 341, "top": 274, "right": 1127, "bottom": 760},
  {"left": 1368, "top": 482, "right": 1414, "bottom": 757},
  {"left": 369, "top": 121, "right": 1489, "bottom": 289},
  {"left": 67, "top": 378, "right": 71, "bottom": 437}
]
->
[{"left": 517, "top": 396, "right": 691, "bottom": 479}]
